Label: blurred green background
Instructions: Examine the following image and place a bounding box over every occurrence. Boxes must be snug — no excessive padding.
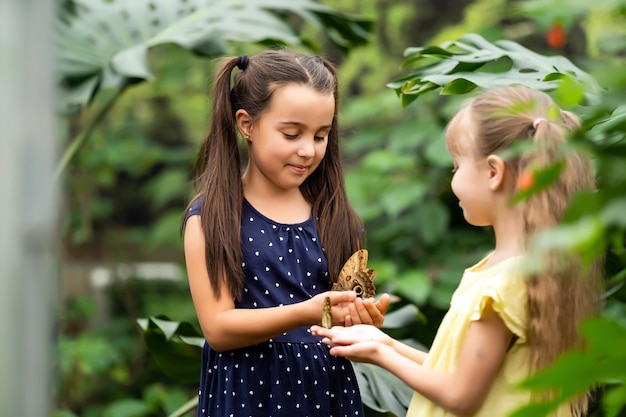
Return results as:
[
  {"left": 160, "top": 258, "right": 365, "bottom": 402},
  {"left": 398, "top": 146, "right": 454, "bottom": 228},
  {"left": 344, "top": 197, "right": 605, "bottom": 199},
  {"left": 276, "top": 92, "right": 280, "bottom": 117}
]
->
[{"left": 50, "top": 0, "right": 626, "bottom": 416}]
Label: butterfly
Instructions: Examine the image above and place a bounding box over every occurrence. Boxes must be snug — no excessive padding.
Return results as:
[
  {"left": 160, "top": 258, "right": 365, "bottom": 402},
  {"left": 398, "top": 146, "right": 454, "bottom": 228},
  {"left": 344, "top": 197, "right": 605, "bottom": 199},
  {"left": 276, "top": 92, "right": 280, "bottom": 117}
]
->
[{"left": 322, "top": 249, "right": 376, "bottom": 328}]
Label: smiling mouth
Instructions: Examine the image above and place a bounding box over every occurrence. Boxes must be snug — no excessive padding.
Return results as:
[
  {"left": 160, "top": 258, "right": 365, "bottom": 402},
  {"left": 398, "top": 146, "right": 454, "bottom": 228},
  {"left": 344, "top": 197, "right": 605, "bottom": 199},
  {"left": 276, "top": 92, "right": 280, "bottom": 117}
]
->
[{"left": 290, "top": 164, "right": 308, "bottom": 173}]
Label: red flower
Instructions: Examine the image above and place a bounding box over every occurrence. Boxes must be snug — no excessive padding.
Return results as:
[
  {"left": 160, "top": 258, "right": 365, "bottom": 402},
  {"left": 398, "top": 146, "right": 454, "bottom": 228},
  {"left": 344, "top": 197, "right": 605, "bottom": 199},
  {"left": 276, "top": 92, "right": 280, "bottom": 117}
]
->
[{"left": 546, "top": 21, "right": 566, "bottom": 50}]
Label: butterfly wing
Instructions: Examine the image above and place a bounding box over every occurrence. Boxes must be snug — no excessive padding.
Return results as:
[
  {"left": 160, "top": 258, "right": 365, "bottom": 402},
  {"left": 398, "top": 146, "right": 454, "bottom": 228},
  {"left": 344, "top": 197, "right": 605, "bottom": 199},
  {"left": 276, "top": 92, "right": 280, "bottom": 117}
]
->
[
  {"left": 322, "top": 296, "right": 332, "bottom": 329},
  {"left": 323, "top": 250, "right": 377, "bottom": 328},
  {"left": 352, "top": 269, "right": 376, "bottom": 298},
  {"left": 331, "top": 249, "right": 376, "bottom": 298}
]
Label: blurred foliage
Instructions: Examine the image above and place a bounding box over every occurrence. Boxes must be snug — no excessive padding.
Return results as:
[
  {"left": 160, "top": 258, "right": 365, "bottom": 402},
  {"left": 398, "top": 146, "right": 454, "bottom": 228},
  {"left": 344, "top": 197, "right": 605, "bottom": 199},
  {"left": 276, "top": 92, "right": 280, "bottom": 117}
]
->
[
  {"left": 57, "top": 0, "right": 626, "bottom": 416},
  {"left": 510, "top": 316, "right": 626, "bottom": 417},
  {"left": 55, "top": 277, "right": 197, "bottom": 417}
]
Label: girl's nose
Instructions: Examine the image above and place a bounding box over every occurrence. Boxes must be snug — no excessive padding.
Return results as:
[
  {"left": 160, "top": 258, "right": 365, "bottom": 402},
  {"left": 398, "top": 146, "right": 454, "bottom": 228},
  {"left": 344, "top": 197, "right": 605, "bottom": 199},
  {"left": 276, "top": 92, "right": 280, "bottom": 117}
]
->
[{"left": 297, "top": 138, "right": 315, "bottom": 157}]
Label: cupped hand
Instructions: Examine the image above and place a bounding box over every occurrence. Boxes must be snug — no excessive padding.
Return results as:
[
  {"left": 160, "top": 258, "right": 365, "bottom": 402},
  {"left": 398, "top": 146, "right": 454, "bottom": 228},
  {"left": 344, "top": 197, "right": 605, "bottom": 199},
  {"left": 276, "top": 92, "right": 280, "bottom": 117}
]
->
[
  {"left": 345, "top": 293, "right": 390, "bottom": 328},
  {"left": 311, "top": 324, "right": 391, "bottom": 346},
  {"left": 310, "top": 324, "right": 392, "bottom": 363}
]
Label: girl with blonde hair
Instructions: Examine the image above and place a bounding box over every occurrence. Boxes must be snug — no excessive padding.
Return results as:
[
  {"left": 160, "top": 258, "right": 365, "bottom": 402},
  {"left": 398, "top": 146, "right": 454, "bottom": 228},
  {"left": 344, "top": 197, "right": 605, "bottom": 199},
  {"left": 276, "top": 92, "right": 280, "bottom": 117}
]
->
[{"left": 313, "top": 84, "right": 603, "bottom": 417}]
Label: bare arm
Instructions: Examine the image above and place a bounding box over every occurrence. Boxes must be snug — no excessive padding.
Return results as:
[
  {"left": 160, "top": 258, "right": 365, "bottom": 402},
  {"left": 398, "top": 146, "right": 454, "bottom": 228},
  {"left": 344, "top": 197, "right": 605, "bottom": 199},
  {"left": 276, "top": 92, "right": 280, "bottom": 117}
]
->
[
  {"left": 185, "top": 215, "right": 358, "bottom": 352},
  {"left": 315, "top": 301, "right": 512, "bottom": 417}
]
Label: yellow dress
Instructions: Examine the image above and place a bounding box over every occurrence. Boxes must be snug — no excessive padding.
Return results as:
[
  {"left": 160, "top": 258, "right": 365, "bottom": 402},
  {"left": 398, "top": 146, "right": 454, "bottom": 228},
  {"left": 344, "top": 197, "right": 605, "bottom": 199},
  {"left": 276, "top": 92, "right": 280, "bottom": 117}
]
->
[{"left": 406, "top": 255, "right": 540, "bottom": 417}]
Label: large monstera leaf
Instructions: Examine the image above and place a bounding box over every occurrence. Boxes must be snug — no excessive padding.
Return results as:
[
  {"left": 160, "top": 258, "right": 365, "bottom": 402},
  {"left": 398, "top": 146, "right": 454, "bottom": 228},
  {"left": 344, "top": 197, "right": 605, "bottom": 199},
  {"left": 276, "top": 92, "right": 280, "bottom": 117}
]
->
[
  {"left": 54, "top": 0, "right": 373, "bottom": 178},
  {"left": 387, "top": 33, "right": 602, "bottom": 107},
  {"left": 56, "top": 0, "right": 373, "bottom": 112}
]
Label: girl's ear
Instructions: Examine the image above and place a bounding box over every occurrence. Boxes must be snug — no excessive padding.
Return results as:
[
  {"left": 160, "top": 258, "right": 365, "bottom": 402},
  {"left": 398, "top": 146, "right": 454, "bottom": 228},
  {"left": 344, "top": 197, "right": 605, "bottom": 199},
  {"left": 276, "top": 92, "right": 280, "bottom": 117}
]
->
[
  {"left": 235, "top": 109, "right": 253, "bottom": 139},
  {"left": 486, "top": 155, "right": 506, "bottom": 191}
]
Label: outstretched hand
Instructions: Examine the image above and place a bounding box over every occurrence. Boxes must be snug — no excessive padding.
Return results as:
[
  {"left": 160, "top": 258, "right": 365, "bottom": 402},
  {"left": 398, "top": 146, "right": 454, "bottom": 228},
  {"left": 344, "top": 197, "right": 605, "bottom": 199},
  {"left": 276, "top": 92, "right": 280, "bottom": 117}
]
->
[{"left": 310, "top": 324, "right": 392, "bottom": 363}]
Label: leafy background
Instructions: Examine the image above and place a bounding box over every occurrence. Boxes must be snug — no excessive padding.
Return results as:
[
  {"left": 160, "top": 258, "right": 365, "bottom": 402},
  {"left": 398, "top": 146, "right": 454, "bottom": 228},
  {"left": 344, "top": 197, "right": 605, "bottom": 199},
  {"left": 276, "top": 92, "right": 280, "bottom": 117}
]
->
[{"left": 55, "top": 0, "right": 626, "bottom": 416}]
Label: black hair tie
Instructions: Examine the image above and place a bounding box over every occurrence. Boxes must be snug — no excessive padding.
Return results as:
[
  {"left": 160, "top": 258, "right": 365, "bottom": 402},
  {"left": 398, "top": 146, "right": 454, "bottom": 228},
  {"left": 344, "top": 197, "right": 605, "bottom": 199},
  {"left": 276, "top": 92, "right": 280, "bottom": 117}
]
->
[{"left": 236, "top": 55, "right": 249, "bottom": 71}]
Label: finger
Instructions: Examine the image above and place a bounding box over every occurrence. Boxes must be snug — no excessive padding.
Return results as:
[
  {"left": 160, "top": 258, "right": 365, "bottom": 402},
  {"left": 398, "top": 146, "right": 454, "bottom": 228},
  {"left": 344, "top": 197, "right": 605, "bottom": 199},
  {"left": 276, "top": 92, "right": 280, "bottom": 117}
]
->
[
  {"left": 312, "top": 325, "right": 332, "bottom": 337},
  {"left": 360, "top": 301, "right": 384, "bottom": 327},
  {"left": 310, "top": 325, "right": 323, "bottom": 335},
  {"left": 375, "top": 293, "right": 391, "bottom": 315},
  {"left": 329, "top": 346, "right": 347, "bottom": 357},
  {"left": 347, "top": 303, "right": 362, "bottom": 325},
  {"left": 362, "top": 298, "right": 383, "bottom": 317},
  {"left": 330, "top": 290, "right": 357, "bottom": 304},
  {"left": 353, "top": 298, "right": 374, "bottom": 325},
  {"left": 329, "top": 345, "right": 358, "bottom": 360},
  {"left": 345, "top": 314, "right": 354, "bottom": 327}
]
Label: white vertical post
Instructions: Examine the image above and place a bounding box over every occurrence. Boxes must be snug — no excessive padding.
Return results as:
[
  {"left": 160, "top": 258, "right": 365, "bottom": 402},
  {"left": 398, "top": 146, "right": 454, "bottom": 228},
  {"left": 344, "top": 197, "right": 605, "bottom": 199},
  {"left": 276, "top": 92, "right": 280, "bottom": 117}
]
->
[{"left": 0, "top": 0, "right": 57, "bottom": 416}]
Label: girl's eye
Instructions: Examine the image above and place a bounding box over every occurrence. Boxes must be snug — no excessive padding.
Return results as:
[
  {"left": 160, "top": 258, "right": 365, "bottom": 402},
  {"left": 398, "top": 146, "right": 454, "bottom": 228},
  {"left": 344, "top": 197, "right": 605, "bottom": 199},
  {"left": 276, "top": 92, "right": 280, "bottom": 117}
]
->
[
  {"left": 284, "top": 133, "right": 298, "bottom": 140},
  {"left": 314, "top": 131, "right": 330, "bottom": 142}
]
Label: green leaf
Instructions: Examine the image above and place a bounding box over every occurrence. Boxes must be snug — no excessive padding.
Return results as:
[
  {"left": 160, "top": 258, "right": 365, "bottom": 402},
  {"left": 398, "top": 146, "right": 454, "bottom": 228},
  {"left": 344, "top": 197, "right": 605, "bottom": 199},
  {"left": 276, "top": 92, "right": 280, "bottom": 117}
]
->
[
  {"left": 395, "top": 269, "right": 432, "bottom": 305},
  {"left": 554, "top": 75, "right": 586, "bottom": 107},
  {"left": 362, "top": 149, "right": 414, "bottom": 172},
  {"left": 512, "top": 316, "right": 626, "bottom": 417},
  {"left": 414, "top": 201, "right": 449, "bottom": 244},
  {"left": 103, "top": 399, "right": 150, "bottom": 417},
  {"left": 143, "top": 384, "right": 191, "bottom": 416},
  {"left": 530, "top": 216, "right": 606, "bottom": 265},
  {"left": 137, "top": 316, "right": 203, "bottom": 383},
  {"left": 382, "top": 304, "right": 425, "bottom": 328},
  {"left": 601, "top": 197, "right": 626, "bottom": 228},
  {"left": 389, "top": 33, "right": 601, "bottom": 105},
  {"left": 353, "top": 362, "right": 414, "bottom": 417},
  {"left": 144, "top": 169, "right": 189, "bottom": 211},
  {"left": 440, "top": 78, "right": 477, "bottom": 95},
  {"left": 57, "top": 0, "right": 374, "bottom": 111},
  {"left": 148, "top": 210, "right": 186, "bottom": 249},
  {"left": 510, "top": 161, "right": 565, "bottom": 205},
  {"left": 166, "top": 397, "right": 199, "bottom": 417},
  {"left": 381, "top": 182, "right": 427, "bottom": 218},
  {"left": 603, "top": 383, "right": 626, "bottom": 417}
]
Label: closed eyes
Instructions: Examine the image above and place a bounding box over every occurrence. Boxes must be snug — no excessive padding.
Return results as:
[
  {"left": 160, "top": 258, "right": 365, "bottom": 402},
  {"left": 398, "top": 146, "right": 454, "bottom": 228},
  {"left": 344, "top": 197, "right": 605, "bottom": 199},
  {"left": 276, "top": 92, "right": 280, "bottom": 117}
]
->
[{"left": 283, "top": 133, "right": 328, "bottom": 141}]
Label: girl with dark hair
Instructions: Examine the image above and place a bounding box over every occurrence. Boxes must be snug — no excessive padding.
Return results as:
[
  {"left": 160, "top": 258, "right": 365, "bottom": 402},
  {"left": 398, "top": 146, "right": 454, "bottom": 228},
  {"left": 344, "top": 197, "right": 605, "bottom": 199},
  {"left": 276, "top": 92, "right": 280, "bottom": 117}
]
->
[
  {"left": 313, "top": 85, "right": 603, "bottom": 417},
  {"left": 183, "top": 49, "right": 390, "bottom": 417}
]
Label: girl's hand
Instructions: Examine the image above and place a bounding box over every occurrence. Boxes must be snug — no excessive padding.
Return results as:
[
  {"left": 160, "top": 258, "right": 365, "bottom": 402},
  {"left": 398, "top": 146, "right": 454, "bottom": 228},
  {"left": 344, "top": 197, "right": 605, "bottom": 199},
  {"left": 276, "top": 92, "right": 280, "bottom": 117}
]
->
[
  {"left": 311, "top": 324, "right": 392, "bottom": 347},
  {"left": 311, "top": 291, "right": 357, "bottom": 326},
  {"left": 310, "top": 324, "right": 393, "bottom": 363},
  {"left": 345, "top": 294, "right": 390, "bottom": 328}
]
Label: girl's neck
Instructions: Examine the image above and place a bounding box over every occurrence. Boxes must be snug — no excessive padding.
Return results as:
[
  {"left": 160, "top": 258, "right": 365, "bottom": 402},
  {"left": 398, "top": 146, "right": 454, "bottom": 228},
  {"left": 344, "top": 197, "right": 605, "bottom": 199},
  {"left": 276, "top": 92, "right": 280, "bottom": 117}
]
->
[
  {"left": 485, "top": 208, "right": 526, "bottom": 268},
  {"left": 242, "top": 180, "right": 311, "bottom": 224}
]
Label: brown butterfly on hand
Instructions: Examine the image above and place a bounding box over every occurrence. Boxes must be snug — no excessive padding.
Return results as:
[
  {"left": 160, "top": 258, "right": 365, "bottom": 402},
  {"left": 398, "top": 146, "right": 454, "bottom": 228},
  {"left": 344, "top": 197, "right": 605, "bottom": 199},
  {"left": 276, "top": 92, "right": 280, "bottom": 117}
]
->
[{"left": 322, "top": 249, "right": 376, "bottom": 328}]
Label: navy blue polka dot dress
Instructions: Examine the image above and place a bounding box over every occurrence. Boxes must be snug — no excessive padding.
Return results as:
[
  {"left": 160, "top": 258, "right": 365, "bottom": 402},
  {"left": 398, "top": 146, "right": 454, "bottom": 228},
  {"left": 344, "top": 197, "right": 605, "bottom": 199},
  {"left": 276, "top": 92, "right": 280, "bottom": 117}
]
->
[{"left": 185, "top": 199, "right": 364, "bottom": 417}]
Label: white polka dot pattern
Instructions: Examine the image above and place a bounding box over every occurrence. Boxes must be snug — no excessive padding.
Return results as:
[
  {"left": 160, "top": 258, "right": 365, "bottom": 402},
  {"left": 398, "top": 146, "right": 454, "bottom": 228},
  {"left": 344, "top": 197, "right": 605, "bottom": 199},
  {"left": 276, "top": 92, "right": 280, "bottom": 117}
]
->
[{"left": 186, "top": 199, "right": 364, "bottom": 416}]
